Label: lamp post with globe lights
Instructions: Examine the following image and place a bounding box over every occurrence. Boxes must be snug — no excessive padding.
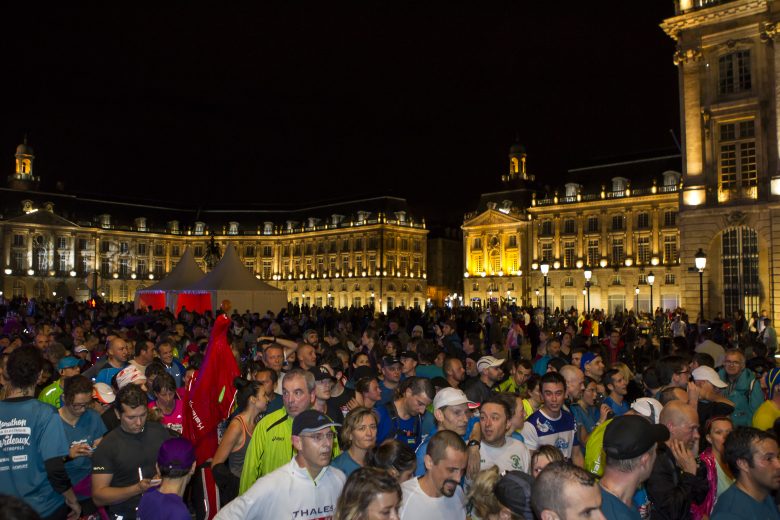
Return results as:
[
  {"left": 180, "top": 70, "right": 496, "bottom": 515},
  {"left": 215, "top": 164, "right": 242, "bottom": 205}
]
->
[
  {"left": 695, "top": 248, "right": 707, "bottom": 320},
  {"left": 540, "top": 261, "right": 550, "bottom": 318},
  {"left": 583, "top": 267, "right": 592, "bottom": 313}
]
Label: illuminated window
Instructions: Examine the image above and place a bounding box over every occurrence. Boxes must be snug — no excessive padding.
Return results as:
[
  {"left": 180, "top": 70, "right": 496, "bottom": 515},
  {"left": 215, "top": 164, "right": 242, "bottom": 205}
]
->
[
  {"left": 663, "top": 210, "right": 677, "bottom": 227},
  {"left": 665, "top": 273, "right": 676, "bottom": 285},
  {"left": 154, "top": 260, "right": 164, "bottom": 276},
  {"left": 101, "top": 258, "right": 111, "bottom": 277},
  {"left": 637, "top": 236, "right": 651, "bottom": 264},
  {"left": 57, "top": 237, "right": 68, "bottom": 250},
  {"left": 263, "top": 245, "right": 272, "bottom": 257},
  {"left": 119, "top": 259, "right": 129, "bottom": 277},
  {"left": 472, "top": 255, "right": 483, "bottom": 273},
  {"left": 611, "top": 238, "right": 624, "bottom": 265},
  {"left": 540, "top": 243, "right": 552, "bottom": 263},
  {"left": 171, "top": 245, "right": 180, "bottom": 257},
  {"left": 343, "top": 256, "right": 350, "bottom": 272},
  {"left": 490, "top": 251, "right": 501, "bottom": 273},
  {"left": 663, "top": 236, "right": 678, "bottom": 263},
  {"left": 718, "top": 50, "right": 751, "bottom": 95},
  {"left": 587, "top": 239, "right": 599, "bottom": 267},
  {"left": 137, "top": 260, "right": 147, "bottom": 275},
  {"left": 563, "top": 242, "right": 575, "bottom": 268},
  {"left": 263, "top": 260, "right": 272, "bottom": 279},
  {"left": 119, "top": 284, "right": 128, "bottom": 302},
  {"left": 507, "top": 254, "right": 518, "bottom": 273},
  {"left": 357, "top": 255, "right": 364, "bottom": 271},
  {"left": 722, "top": 226, "right": 759, "bottom": 316},
  {"left": 718, "top": 120, "right": 757, "bottom": 200},
  {"left": 13, "top": 251, "right": 24, "bottom": 270},
  {"left": 58, "top": 254, "right": 68, "bottom": 272}
]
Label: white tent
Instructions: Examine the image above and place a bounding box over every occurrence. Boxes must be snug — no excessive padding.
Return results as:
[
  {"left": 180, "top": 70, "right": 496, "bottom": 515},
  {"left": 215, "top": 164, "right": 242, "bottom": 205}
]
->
[
  {"left": 134, "top": 248, "right": 205, "bottom": 310},
  {"left": 174, "top": 244, "right": 288, "bottom": 315}
]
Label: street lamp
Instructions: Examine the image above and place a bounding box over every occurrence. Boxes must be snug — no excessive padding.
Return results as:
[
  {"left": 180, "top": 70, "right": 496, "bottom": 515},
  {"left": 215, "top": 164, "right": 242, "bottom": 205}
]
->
[
  {"left": 582, "top": 288, "right": 586, "bottom": 312},
  {"left": 583, "top": 268, "right": 592, "bottom": 312},
  {"left": 647, "top": 271, "right": 655, "bottom": 315},
  {"left": 695, "top": 248, "right": 707, "bottom": 320},
  {"left": 540, "top": 261, "right": 550, "bottom": 317},
  {"left": 635, "top": 286, "right": 640, "bottom": 314}
]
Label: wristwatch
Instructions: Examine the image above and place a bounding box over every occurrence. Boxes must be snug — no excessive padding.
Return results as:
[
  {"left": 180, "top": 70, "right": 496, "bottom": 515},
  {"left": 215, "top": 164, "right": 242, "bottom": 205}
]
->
[{"left": 467, "top": 440, "right": 480, "bottom": 448}]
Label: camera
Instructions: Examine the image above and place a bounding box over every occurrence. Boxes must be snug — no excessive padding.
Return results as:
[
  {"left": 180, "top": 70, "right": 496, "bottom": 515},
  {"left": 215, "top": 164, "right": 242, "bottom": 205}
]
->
[{"left": 593, "top": 392, "right": 605, "bottom": 409}]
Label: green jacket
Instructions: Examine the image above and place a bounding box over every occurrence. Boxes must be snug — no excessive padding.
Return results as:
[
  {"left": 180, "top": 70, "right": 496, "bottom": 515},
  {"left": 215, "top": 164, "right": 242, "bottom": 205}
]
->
[
  {"left": 238, "top": 407, "right": 340, "bottom": 495},
  {"left": 38, "top": 380, "right": 63, "bottom": 409}
]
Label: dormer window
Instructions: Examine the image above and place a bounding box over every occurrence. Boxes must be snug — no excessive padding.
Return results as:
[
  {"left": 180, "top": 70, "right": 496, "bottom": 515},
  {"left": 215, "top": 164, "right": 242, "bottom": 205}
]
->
[
  {"left": 662, "top": 171, "right": 681, "bottom": 186},
  {"left": 611, "top": 177, "right": 628, "bottom": 192},
  {"left": 357, "top": 211, "right": 370, "bottom": 223},
  {"left": 564, "top": 183, "right": 581, "bottom": 198},
  {"left": 167, "top": 220, "right": 180, "bottom": 234},
  {"left": 286, "top": 220, "right": 298, "bottom": 231},
  {"left": 135, "top": 218, "right": 147, "bottom": 231},
  {"left": 194, "top": 221, "right": 206, "bottom": 235},
  {"left": 228, "top": 222, "right": 239, "bottom": 235},
  {"left": 99, "top": 214, "right": 111, "bottom": 229},
  {"left": 263, "top": 222, "right": 274, "bottom": 235}
]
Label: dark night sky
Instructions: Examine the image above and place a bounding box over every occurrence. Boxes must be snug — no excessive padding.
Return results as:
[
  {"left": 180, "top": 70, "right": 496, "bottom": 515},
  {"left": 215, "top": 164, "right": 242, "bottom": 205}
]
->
[{"left": 2, "top": 3, "right": 680, "bottom": 224}]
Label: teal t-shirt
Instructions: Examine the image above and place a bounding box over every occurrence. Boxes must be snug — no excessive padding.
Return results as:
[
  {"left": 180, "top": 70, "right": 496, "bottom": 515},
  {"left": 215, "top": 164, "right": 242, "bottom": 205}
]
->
[
  {"left": 0, "top": 398, "right": 69, "bottom": 516},
  {"left": 600, "top": 487, "right": 642, "bottom": 520},
  {"left": 712, "top": 484, "right": 780, "bottom": 519},
  {"left": 61, "top": 408, "right": 108, "bottom": 491},
  {"left": 331, "top": 451, "right": 361, "bottom": 478}
]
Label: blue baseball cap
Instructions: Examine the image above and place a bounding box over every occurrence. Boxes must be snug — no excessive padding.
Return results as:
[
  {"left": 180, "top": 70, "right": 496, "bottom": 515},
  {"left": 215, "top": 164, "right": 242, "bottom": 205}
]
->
[
  {"left": 57, "top": 356, "right": 80, "bottom": 371},
  {"left": 580, "top": 352, "right": 599, "bottom": 372}
]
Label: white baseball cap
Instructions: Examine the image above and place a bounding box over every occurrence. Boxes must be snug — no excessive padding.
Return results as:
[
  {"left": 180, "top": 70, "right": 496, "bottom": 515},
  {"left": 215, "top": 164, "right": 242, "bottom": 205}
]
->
[
  {"left": 692, "top": 366, "right": 728, "bottom": 389},
  {"left": 477, "top": 356, "right": 504, "bottom": 373},
  {"left": 433, "top": 387, "right": 477, "bottom": 410}
]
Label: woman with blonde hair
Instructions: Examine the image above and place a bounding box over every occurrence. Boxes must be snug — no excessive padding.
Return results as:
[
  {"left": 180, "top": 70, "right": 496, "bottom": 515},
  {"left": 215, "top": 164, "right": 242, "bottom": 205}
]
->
[
  {"left": 334, "top": 467, "right": 402, "bottom": 520},
  {"left": 467, "top": 466, "right": 529, "bottom": 520},
  {"left": 332, "top": 407, "right": 379, "bottom": 478}
]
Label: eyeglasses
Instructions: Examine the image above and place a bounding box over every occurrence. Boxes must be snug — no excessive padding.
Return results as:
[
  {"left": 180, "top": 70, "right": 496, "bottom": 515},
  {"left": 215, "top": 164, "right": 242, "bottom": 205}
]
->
[
  {"left": 299, "top": 431, "right": 335, "bottom": 442},
  {"left": 723, "top": 360, "right": 743, "bottom": 366},
  {"left": 675, "top": 369, "right": 689, "bottom": 375},
  {"left": 70, "top": 402, "right": 91, "bottom": 409}
]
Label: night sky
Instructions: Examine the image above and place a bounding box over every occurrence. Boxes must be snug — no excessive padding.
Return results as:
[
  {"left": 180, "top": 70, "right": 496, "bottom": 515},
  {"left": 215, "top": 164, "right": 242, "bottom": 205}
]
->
[{"left": 2, "top": 3, "right": 680, "bottom": 224}]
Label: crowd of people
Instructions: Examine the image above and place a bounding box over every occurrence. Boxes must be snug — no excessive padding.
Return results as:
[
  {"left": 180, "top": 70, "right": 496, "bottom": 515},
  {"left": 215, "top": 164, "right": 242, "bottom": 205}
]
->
[{"left": 1, "top": 295, "right": 780, "bottom": 520}]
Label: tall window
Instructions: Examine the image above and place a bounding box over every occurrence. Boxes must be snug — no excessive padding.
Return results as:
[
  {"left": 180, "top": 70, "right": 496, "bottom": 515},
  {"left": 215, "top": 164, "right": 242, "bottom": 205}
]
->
[
  {"left": 663, "top": 210, "right": 677, "bottom": 227},
  {"left": 138, "top": 259, "right": 147, "bottom": 275},
  {"left": 587, "top": 216, "right": 599, "bottom": 233},
  {"left": 13, "top": 234, "right": 25, "bottom": 247},
  {"left": 719, "top": 120, "right": 757, "bottom": 200},
  {"left": 137, "top": 243, "right": 147, "bottom": 255},
  {"left": 154, "top": 244, "right": 164, "bottom": 256},
  {"left": 540, "top": 221, "right": 553, "bottom": 236},
  {"left": 540, "top": 243, "right": 553, "bottom": 263},
  {"left": 563, "top": 241, "right": 575, "bottom": 268},
  {"left": 563, "top": 219, "right": 576, "bottom": 235},
  {"left": 119, "top": 259, "right": 129, "bottom": 277},
  {"left": 637, "top": 212, "right": 650, "bottom": 229},
  {"left": 663, "top": 236, "right": 678, "bottom": 263},
  {"left": 611, "top": 238, "right": 624, "bottom": 265},
  {"left": 263, "top": 260, "right": 272, "bottom": 279},
  {"left": 490, "top": 251, "right": 501, "bottom": 273},
  {"left": 587, "top": 239, "right": 599, "bottom": 267},
  {"left": 718, "top": 50, "right": 751, "bottom": 95},
  {"left": 472, "top": 255, "right": 483, "bottom": 273},
  {"left": 13, "top": 251, "right": 25, "bottom": 270},
  {"left": 611, "top": 215, "right": 624, "bottom": 231},
  {"left": 472, "top": 238, "right": 482, "bottom": 251},
  {"left": 154, "top": 260, "right": 164, "bottom": 276},
  {"left": 508, "top": 235, "right": 518, "bottom": 248},
  {"left": 637, "top": 236, "right": 651, "bottom": 265},
  {"left": 723, "top": 226, "right": 759, "bottom": 316}
]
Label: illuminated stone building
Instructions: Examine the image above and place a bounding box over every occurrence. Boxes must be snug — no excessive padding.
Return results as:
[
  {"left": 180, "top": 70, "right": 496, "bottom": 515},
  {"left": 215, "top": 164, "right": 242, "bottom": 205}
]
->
[
  {"left": 662, "top": 0, "right": 780, "bottom": 320},
  {"left": 462, "top": 145, "right": 683, "bottom": 315},
  {"left": 0, "top": 142, "right": 428, "bottom": 312}
]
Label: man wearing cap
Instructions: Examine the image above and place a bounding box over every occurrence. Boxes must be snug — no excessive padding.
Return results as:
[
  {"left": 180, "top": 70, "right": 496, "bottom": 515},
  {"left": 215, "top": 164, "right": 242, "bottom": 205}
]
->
[
  {"left": 309, "top": 366, "right": 341, "bottom": 423},
  {"left": 462, "top": 355, "right": 504, "bottom": 405},
  {"left": 494, "top": 470, "right": 534, "bottom": 519},
  {"left": 378, "top": 356, "right": 403, "bottom": 405},
  {"left": 599, "top": 415, "right": 669, "bottom": 520},
  {"left": 580, "top": 352, "right": 605, "bottom": 381},
  {"left": 413, "top": 387, "right": 480, "bottom": 477},
  {"left": 115, "top": 365, "right": 148, "bottom": 391},
  {"left": 522, "top": 372, "right": 584, "bottom": 467},
  {"left": 752, "top": 367, "right": 780, "bottom": 431},
  {"left": 74, "top": 345, "right": 93, "bottom": 371},
  {"left": 478, "top": 393, "right": 530, "bottom": 473},
  {"left": 93, "top": 338, "right": 129, "bottom": 386},
  {"left": 711, "top": 427, "right": 780, "bottom": 519},
  {"left": 136, "top": 437, "right": 196, "bottom": 520},
  {"left": 692, "top": 365, "right": 735, "bottom": 432},
  {"left": 718, "top": 348, "right": 765, "bottom": 426},
  {"left": 39, "top": 356, "right": 81, "bottom": 408},
  {"left": 217, "top": 409, "right": 346, "bottom": 520},
  {"left": 92, "top": 384, "right": 172, "bottom": 520},
  {"left": 646, "top": 401, "right": 709, "bottom": 520},
  {"left": 239, "top": 368, "right": 340, "bottom": 494},
  {"left": 399, "top": 350, "right": 418, "bottom": 379}
]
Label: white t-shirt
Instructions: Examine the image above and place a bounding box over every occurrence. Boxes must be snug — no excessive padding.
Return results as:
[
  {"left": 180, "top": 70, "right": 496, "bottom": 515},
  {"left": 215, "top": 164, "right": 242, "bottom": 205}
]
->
[
  {"left": 479, "top": 437, "right": 530, "bottom": 474},
  {"left": 399, "top": 476, "right": 466, "bottom": 520},
  {"left": 215, "top": 459, "right": 346, "bottom": 520}
]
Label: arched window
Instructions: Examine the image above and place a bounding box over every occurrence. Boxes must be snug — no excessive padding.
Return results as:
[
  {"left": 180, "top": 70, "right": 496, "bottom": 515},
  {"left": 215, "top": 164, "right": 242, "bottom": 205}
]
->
[{"left": 722, "top": 226, "right": 759, "bottom": 316}]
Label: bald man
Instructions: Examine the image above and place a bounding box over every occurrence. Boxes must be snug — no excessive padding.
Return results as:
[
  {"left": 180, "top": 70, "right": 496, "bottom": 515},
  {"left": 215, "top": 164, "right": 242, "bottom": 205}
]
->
[
  {"left": 646, "top": 401, "right": 709, "bottom": 519},
  {"left": 560, "top": 365, "right": 585, "bottom": 404},
  {"left": 94, "top": 338, "right": 130, "bottom": 385}
]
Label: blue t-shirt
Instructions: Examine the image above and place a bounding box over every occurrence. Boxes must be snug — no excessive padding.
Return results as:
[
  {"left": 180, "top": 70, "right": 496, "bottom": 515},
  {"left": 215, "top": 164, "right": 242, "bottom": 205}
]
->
[
  {"left": 378, "top": 381, "right": 396, "bottom": 406},
  {"left": 712, "top": 483, "right": 780, "bottom": 519},
  {"left": 331, "top": 451, "right": 361, "bottom": 478},
  {"left": 415, "top": 364, "right": 444, "bottom": 379},
  {"left": 604, "top": 396, "right": 630, "bottom": 417},
  {"left": 61, "top": 409, "right": 108, "bottom": 490},
  {"left": 570, "top": 403, "right": 599, "bottom": 434},
  {"left": 0, "top": 398, "right": 69, "bottom": 516},
  {"left": 376, "top": 404, "right": 422, "bottom": 450},
  {"left": 137, "top": 488, "right": 191, "bottom": 520},
  {"left": 600, "top": 487, "right": 642, "bottom": 520},
  {"left": 94, "top": 365, "right": 124, "bottom": 386},
  {"left": 521, "top": 408, "right": 580, "bottom": 459}
]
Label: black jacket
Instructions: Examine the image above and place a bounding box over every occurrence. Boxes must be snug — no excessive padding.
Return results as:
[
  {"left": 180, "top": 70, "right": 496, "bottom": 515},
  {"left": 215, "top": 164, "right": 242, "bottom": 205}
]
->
[{"left": 646, "top": 443, "right": 710, "bottom": 520}]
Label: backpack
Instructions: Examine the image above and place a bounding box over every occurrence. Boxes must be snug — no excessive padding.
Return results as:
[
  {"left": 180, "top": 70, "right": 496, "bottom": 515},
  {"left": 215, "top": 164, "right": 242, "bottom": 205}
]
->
[{"left": 385, "top": 401, "right": 422, "bottom": 448}]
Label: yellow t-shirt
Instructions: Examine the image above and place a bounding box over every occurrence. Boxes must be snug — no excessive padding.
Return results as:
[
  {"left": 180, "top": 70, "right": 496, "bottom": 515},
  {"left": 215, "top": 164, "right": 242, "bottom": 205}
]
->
[{"left": 752, "top": 400, "right": 780, "bottom": 431}]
